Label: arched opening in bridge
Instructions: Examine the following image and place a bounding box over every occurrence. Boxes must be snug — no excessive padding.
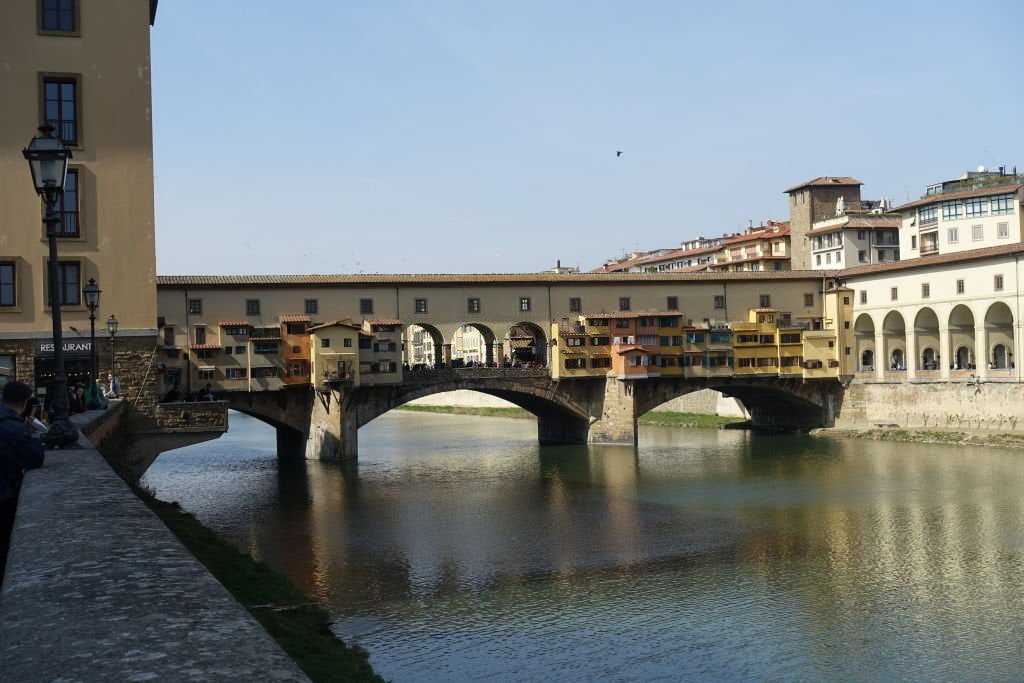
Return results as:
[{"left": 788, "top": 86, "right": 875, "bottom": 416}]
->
[
  {"left": 949, "top": 305, "right": 976, "bottom": 370},
  {"left": 506, "top": 322, "right": 548, "bottom": 368},
  {"left": 450, "top": 323, "right": 497, "bottom": 367},
  {"left": 881, "top": 311, "right": 905, "bottom": 371},
  {"left": 854, "top": 313, "right": 875, "bottom": 372},
  {"left": 914, "top": 307, "right": 940, "bottom": 370},
  {"left": 636, "top": 389, "right": 749, "bottom": 427},
  {"left": 405, "top": 323, "right": 445, "bottom": 369},
  {"left": 985, "top": 301, "right": 1014, "bottom": 369}
]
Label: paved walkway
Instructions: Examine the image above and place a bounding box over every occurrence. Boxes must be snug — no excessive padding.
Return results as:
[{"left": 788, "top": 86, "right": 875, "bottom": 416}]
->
[{"left": 0, "top": 410, "right": 308, "bottom": 681}]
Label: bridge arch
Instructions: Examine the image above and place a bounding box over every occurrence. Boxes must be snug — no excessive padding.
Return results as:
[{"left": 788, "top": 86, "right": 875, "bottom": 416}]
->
[
  {"left": 405, "top": 323, "right": 446, "bottom": 368},
  {"left": 881, "top": 310, "right": 906, "bottom": 369},
  {"left": 913, "top": 307, "right": 940, "bottom": 370},
  {"left": 985, "top": 301, "right": 1014, "bottom": 368},
  {"left": 949, "top": 304, "right": 976, "bottom": 369},
  {"left": 506, "top": 321, "right": 548, "bottom": 367},
  {"left": 854, "top": 313, "right": 875, "bottom": 371},
  {"left": 450, "top": 322, "right": 498, "bottom": 366}
]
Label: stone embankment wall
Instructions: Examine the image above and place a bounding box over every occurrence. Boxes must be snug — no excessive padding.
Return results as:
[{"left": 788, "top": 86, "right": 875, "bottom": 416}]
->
[
  {"left": 0, "top": 410, "right": 307, "bottom": 681},
  {"left": 408, "top": 387, "right": 746, "bottom": 417},
  {"left": 836, "top": 381, "right": 1024, "bottom": 432}
]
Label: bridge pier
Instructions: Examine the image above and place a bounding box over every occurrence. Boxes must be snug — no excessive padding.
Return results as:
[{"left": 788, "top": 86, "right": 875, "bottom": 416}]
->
[
  {"left": 585, "top": 377, "right": 639, "bottom": 446},
  {"left": 305, "top": 386, "right": 357, "bottom": 461}
]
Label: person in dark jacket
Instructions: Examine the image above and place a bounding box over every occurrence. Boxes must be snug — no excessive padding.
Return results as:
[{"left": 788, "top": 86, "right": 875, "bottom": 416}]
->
[{"left": 0, "top": 381, "right": 45, "bottom": 577}]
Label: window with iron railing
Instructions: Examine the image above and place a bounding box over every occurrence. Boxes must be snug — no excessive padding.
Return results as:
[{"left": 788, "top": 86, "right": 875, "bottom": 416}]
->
[{"left": 43, "top": 77, "right": 78, "bottom": 145}]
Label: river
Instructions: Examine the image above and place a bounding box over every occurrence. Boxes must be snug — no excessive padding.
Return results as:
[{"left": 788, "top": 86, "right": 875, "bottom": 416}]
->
[{"left": 142, "top": 410, "right": 1024, "bottom": 681}]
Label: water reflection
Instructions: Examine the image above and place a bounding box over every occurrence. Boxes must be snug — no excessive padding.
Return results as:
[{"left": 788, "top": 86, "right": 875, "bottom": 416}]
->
[{"left": 144, "top": 411, "right": 1024, "bottom": 681}]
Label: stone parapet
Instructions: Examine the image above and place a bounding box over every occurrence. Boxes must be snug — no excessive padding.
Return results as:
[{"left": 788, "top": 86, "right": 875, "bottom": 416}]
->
[{"left": 0, "top": 411, "right": 308, "bottom": 681}]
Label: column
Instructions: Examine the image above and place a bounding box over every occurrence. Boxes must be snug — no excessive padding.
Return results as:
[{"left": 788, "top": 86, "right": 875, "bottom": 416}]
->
[
  {"left": 939, "top": 325, "right": 951, "bottom": 380},
  {"left": 485, "top": 341, "right": 494, "bottom": 366},
  {"left": 494, "top": 342, "right": 505, "bottom": 367},
  {"left": 905, "top": 330, "right": 916, "bottom": 380},
  {"left": 443, "top": 343, "right": 452, "bottom": 367},
  {"left": 874, "top": 331, "right": 885, "bottom": 380},
  {"left": 1014, "top": 323, "right": 1024, "bottom": 382},
  {"left": 975, "top": 326, "right": 988, "bottom": 379}
]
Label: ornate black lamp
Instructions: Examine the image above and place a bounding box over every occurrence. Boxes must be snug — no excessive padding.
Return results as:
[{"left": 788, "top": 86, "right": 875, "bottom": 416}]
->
[
  {"left": 83, "top": 278, "right": 101, "bottom": 383},
  {"left": 107, "top": 314, "right": 119, "bottom": 396},
  {"left": 23, "top": 125, "right": 78, "bottom": 447}
]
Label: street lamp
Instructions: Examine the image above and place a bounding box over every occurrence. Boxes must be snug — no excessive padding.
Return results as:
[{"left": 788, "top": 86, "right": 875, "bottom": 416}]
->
[
  {"left": 107, "top": 314, "right": 119, "bottom": 397},
  {"left": 83, "top": 278, "right": 101, "bottom": 384},
  {"left": 23, "top": 124, "right": 78, "bottom": 448}
]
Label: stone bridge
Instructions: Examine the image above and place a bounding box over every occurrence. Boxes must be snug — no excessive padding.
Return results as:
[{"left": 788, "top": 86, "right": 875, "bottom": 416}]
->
[{"left": 213, "top": 369, "right": 845, "bottom": 467}]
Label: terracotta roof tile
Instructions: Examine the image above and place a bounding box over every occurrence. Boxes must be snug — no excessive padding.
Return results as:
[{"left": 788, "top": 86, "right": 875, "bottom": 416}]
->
[
  {"left": 809, "top": 216, "right": 900, "bottom": 234},
  {"left": 784, "top": 176, "right": 863, "bottom": 193},
  {"left": 367, "top": 318, "right": 402, "bottom": 325},
  {"left": 218, "top": 320, "right": 251, "bottom": 327},
  {"left": 278, "top": 314, "right": 310, "bottom": 323},
  {"left": 157, "top": 270, "right": 823, "bottom": 287},
  {"left": 838, "top": 242, "right": 1024, "bottom": 277},
  {"left": 892, "top": 183, "right": 1023, "bottom": 212},
  {"left": 189, "top": 344, "right": 220, "bottom": 350},
  {"left": 308, "top": 320, "right": 361, "bottom": 332}
]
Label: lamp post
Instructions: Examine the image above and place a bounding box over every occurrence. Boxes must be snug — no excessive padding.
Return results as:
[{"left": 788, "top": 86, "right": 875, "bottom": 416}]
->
[
  {"left": 83, "top": 278, "right": 101, "bottom": 384},
  {"left": 23, "top": 124, "right": 78, "bottom": 447},
  {"left": 107, "top": 315, "right": 119, "bottom": 396}
]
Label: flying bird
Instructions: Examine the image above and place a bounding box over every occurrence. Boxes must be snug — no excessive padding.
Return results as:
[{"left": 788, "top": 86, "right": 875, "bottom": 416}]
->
[{"left": 616, "top": 151, "right": 623, "bottom": 157}]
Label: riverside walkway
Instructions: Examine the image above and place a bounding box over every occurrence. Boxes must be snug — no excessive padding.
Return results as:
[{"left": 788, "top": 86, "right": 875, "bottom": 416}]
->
[{"left": 0, "top": 406, "right": 307, "bottom": 681}]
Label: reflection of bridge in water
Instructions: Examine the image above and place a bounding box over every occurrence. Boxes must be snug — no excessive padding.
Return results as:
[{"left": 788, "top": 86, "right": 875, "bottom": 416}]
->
[{"left": 216, "top": 366, "right": 843, "bottom": 467}]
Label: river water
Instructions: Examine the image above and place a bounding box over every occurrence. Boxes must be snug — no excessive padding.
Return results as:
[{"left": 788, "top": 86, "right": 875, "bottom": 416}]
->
[{"left": 142, "top": 410, "right": 1024, "bottom": 681}]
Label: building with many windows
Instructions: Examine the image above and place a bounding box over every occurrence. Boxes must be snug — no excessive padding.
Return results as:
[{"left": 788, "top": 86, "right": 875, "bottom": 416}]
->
[
  {"left": 0, "top": 0, "right": 159, "bottom": 401},
  {"left": 709, "top": 222, "right": 791, "bottom": 272},
  {"left": 894, "top": 168, "right": 1024, "bottom": 260}
]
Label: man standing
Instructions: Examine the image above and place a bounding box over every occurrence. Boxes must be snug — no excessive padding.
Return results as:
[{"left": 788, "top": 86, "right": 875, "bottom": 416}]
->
[
  {"left": 104, "top": 372, "right": 121, "bottom": 399},
  {"left": 0, "top": 381, "right": 45, "bottom": 577}
]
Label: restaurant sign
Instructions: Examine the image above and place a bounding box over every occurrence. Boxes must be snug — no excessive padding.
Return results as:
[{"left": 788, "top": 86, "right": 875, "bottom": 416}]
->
[{"left": 35, "top": 340, "right": 93, "bottom": 356}]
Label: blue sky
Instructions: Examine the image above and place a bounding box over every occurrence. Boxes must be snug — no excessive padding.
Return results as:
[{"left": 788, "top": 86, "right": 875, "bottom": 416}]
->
[{"left": 152, "top": 0, "right": 1024, "bottom": 275}]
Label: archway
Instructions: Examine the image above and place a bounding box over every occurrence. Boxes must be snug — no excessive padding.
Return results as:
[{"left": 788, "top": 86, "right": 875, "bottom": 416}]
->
[
  {"left": 506, "top": 322, "right": 549, "bottom": 368},
  {"left": 881, "top": 311, "right": 906, "bottom": 371},
  {"left": 914, "top": 308, "right": 940, "bottom": 370},
  {"left": 450, "top": 323, "right": 497, "bottom": 367},
  {"left": 985, "top": 301, "right": 1014, "bottom": 369},
  {"left": 405, "top": 323, "right": 445, "bottom": 369},
  {"left": 853, "top": 313, "right": 875, "bottom": 372},
  {"left": 949, "top": 305, "right": 976, "bottom": 370}
]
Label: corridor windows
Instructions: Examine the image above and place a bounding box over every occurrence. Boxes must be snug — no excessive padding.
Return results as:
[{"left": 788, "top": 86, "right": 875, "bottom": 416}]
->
[
  {"left": 860, "top": 290, "right": 867, "bottom": 304},
  {"left": 759, "top": 294, "right": 771, "bottom": 308},
  {"left": 972, "top": 224, "right": 984, "bottom": 241},
  {"left": 188, "top": 298, "right": 202, "bottom": 315},
  {"left": 667, "top": 296, "right": 678, "bottom": 311},
  {"left": 803, "top": 293, "right": 814, "bottom": 307},
  {"left": 890, "top": 287, "right": 898, "bottom": 301},
  {"left": 569, "top": 297, "right": 581, "bottom": 313},
  {"left": 414, "top": 298, "right": 428, "bottom": 313},
  {"left": 360, "top": 298, "right": 373, "bottom": 315},
  {"left": 246, "top": 299, "right": 260, "bottom": 315},
  {"left": 995, "top": 274, "right": 1004, "bottom": 291},
  {"left": 0, "top": 261, "right": 17, "bottom": 307},
  {"left": 947, "top": 227, "right": 959, "bottom": 243},
  {"left": 713, "top": 295, "right": 725, "bottom": 309},
  {"left": 467, "top": 297, "right": 480, "bottom": 313},
  {"left": 39, "top": 0, "right": 78, "bottom": 33},
  {"left": 305, "top": 299, "right": 318, "bottom": 315},
  {"left": 619, "top": 297, "right": 631, "bottom": 311},
  {"left": 42, "top": 75, "right": 79, "bottom": 145},
  {"left": 992, "top": 193, "right": 1015, "bottom": 215},
  {"left": 965, "top": 196, "right": 988, "bottom": 218},
  {"left": 921, "top": 283, "right": 930, "bottom": 298},
  {"left": 956, "top": 279, "right": 965, "bottom": 294},
  {"left": 519, "top": 297, "right": 531, "bottom": 312},
  {"left": 998, "top": 222, "right": 1009, "bottom": 239}
]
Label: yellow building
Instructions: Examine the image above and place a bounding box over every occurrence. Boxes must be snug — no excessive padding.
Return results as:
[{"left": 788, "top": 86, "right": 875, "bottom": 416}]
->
[
  {"left": 309, "top": 321, "right": 362, "bottom": 385},
  {"left": 0, "top": 1, "right": 159, "bottom": 399}
]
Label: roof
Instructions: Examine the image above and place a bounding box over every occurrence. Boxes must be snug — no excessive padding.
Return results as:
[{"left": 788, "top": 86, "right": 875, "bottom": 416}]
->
[
  {"left": 218, "top": 321, "right": 251, "bottom": 327},
  {"left": 720, "top": 225, "right": 791, "bottom": 246},
  {"left": 308, "top": 320, "right": 361, "bottom": 332},
  {"left": 189, "top": 344, "right": 220, "bottom": 350},
  {"left": 784, "top": 176, "right": 863, "bottom": 194},
  {"left": 891, "top": 183, "right": 1023, "bottom": 212},
  {"left": 583, "top": 311, "right": 644, "bottom": 319},
  {"left": 591, "top": 243, "right": 724, "bottom": 273},
  {"left": 615, "top": 345, "right": 659, "bottom": 354},
  {"left": 278, "top": 314, "right": 310, "bottom": 323},
  {"left": 366, "top": 318, "right": 402, "bottom": 325},
  {"left": 808, "top": 216, "right": 901, "bottom": 234},
  {"left": 837, "top": 242, "right": 1024, "bottom": 278},
  {"left": 156, "top": 270, "right": 826, "bottom": 287}
]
